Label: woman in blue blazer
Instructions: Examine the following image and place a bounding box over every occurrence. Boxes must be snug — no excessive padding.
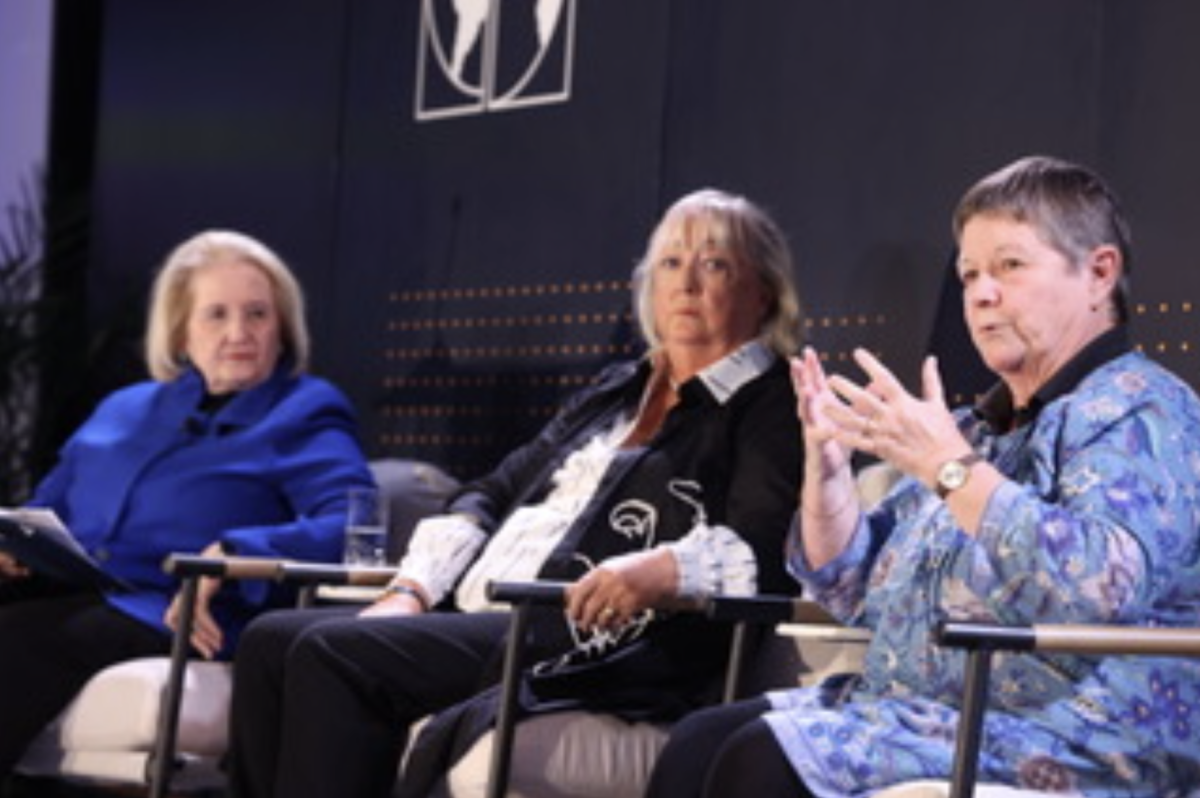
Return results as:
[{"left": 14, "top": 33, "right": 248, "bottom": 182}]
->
[{"left": 0, "top": 230, "right": 372, "bottom": 781}]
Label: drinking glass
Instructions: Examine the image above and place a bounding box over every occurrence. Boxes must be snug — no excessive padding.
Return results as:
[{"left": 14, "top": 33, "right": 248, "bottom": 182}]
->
[{"left": 343, "top": 486, "right": 389, "bottom": 567}]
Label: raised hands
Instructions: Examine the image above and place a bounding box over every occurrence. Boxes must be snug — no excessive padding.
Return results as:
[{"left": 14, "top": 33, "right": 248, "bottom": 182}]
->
[
  {"left": 791, "top": 346, "right": 854, "bottom": 478},
  {"left": 817, "top": 347, "right": 970, "bottom": 487}
]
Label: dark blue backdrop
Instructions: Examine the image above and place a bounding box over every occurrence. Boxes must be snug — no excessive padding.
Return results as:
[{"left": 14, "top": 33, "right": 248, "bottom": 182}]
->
[{"left": 74, "top": 0, "right": 1200, "bottom": 479}]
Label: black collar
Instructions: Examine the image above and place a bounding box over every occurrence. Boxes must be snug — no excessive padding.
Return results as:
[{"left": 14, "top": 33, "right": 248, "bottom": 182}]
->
[
  {"left": 198, "top": 391, "right": 237, "bottom": 415},
  {"left": 975, "top": 326, "right": 1131, "bottom": 431}
]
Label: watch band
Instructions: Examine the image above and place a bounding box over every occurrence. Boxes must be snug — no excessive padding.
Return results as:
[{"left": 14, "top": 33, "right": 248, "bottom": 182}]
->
[{"left": 385, "top": 582, "right": 429, "bottom": 611}]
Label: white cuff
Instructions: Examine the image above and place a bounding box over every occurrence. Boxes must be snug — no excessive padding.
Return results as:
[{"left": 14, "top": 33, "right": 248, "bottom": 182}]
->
[
  {"left": 662, "top": 523, "right": 758, "bottom": 598},
  {"left": 395, "top": 514, "right": 487, "bottom": 607}
]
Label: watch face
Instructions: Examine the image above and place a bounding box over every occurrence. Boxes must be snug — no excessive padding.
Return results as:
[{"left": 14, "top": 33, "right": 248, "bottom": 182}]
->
[
  {"left": 940, "top": 460, "right": 969, "bottom": 484},
  {"left": 938, "top": 460, "right": 968, "bottom": 491},
  {"left": 937, "top": 453, "right": 982, "bottom": 497}
]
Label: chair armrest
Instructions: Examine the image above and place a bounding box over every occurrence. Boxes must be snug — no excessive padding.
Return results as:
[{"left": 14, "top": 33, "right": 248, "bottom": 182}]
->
[
  {"left": 479, "top": 581, "right": 866, "bottom": 798},
  {"left": 150, "top": 554, "right": 290, "bottom": 798},
  {"left": 275, "top": 561, "right": 395, "bottom": 608},
  {"left": 705, "top": 595, "right": 839, "bottom": 625},
  {"left": 150, "top": 554, "right": 392, "bottom": 797},
  {"left": 163, "top": 553, "right": 287, "bottom": 581},
  {"left": 484, "top": 580, "right": 837, "bottom": 625},
  {"left": 486, "top": 579, "right": 571, "bottom": 605},
  {"left": 276, "top": 561, "right": 395, "bottom": 588},
  {"left": 937, "top": 621, "right": 1200, "bottom": 657},
  {"left": 486, "top": 579, "right": 715, "bottom": 612},
  {"left": 163, "top": 554, "right": 396, "bottom": 589},
  {"left": 932, "top": 620, "right": 1200, "bottom": 798}
]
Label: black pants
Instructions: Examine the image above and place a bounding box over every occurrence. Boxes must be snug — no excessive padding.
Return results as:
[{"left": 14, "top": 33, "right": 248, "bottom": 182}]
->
[
  {"left": 645, "top": 696, "right": 814, "bottom": 798},
  {"left": 227, "top": 605, "right": 512, "bottom": 798},
  {"left": 0, "top": 583, "right": 169, "bottom": 778}
]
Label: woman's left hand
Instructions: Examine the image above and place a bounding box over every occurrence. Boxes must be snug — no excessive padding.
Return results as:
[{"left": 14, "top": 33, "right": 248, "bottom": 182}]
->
[
  {"left": 826, "top": 349, "right": 972, "bottom": 485},
  {"left": 164, "top": 542, "right": 226, "bottom": 660},
  {"left": 565, "top": 549, "right": 678, "bottom": 630}
]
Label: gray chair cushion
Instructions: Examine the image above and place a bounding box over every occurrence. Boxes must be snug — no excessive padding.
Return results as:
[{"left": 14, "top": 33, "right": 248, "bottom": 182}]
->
[
  {"left": 370, "top": 458, "right": 460, "bottom": 561},
  {"left": 443, "top": 713, "right": 668, "bottom": 798}
]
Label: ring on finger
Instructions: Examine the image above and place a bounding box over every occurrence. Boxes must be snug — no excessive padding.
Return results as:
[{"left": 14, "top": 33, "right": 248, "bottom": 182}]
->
[{"left": 600, "top": 606, "right": 616, "bottom": 620}]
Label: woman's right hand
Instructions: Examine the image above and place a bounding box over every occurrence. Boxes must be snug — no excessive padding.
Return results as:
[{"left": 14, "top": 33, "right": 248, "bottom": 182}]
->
[
  {"left": 0, "top": 551, "right": 30, "bottom": 580},
  {"left": 164, "top": 542, "right": 226, "bottom": 660}
]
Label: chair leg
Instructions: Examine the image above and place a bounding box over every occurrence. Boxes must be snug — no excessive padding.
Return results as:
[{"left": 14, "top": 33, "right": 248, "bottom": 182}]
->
[
  {"left": 721, "top": 621, "right": 751, "bottom": 704},
  {"left": 147, "top": 576, "right": 199, "bottom": 798},
  {"left": 948, "top": 647, "right": 994, "bottom": 798},
  {"left": 485, "top": 603, "right": 532, "bottom": 798}
]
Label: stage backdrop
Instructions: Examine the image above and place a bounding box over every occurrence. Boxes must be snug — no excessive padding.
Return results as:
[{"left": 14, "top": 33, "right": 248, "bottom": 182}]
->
[{"left": 73, "top": 0, "right": 1200, "bottom": 481}]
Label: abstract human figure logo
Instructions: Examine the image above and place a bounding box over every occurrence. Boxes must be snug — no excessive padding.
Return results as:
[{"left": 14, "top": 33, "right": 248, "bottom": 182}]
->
[{"left": 416, "top": 0, "right": 576, "bottom": 121}]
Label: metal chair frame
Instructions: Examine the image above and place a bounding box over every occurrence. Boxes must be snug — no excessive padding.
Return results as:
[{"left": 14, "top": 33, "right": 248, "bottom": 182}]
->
[
  {"left": 935, "top": 620, "right": 1200, "bottom": 798},
  {"left": 482, "top": 581, "right": 840, "bottom": 798},
  {"left": 148, "top": 555, "right": 393, "bottom": 797}
]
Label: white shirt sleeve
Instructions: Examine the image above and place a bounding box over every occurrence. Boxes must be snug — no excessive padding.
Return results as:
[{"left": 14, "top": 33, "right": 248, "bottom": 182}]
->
[
  {"left": 660, "top": 523, "right": 758, "bottom": 598},
  {"left": 394, "top": 514, "right": 488, "bottom": 606}
]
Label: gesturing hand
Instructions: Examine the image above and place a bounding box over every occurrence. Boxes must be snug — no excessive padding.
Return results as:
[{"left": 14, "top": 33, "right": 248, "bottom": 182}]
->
[
  {"left": 824, "top": 348, "right": 970, "bottom": 485},
  {"left": 790, "top": 347, "right": 855, "bottom": 477}
]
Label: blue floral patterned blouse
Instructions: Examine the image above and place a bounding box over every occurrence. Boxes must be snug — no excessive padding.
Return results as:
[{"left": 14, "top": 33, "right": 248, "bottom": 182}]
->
[{"left": 768, "top": 349, "right": 1200, "bottom": 797}]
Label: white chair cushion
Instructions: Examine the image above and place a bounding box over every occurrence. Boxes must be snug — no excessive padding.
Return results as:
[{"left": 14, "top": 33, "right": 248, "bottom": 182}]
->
[
  {"left": 445, "top": 712, "right": 668, "bottom": 798},
  {"left": 38, "top": 657, "right": 231, "bottom": 755}
]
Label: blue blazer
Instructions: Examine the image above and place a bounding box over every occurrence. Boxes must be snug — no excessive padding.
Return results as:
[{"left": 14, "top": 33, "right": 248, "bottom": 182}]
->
[{"left": 30, "top": 364, "right": 373, "bottom": 653}]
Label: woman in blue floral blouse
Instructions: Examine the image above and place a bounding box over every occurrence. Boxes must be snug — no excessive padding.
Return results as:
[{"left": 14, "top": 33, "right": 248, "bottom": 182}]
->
[{"left": 647, "top": 155, "right": 1200, "bottom": 798}]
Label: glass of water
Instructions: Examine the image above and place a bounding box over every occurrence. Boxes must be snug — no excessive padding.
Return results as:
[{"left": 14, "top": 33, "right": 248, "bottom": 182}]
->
[{"left": 343, "top": 486, "right": 389, "bottom": 567}]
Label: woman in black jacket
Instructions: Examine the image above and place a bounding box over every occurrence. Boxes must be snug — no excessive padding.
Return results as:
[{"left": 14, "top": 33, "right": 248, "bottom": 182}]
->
[{"left": 227, "top": 188, "right": 807, "bottom": 798}]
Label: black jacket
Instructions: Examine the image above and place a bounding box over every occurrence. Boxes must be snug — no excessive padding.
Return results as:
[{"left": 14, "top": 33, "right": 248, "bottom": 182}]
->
[{"left": 400, "top": 354, "right": 803, "bottom": 796}]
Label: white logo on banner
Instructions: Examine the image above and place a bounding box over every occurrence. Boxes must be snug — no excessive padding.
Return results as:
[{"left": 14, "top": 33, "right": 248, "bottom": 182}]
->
[{"left": 415, "top": 0, "right": 576, "bottom": 121}]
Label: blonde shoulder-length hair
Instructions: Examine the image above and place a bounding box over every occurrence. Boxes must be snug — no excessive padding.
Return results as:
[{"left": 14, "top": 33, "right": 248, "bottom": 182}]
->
[
  {"left": 144, "top": 230, "right": 310, "bottom": 382},
  {"left": 631, "top": 188, "right": 805, "bottom": 357}
]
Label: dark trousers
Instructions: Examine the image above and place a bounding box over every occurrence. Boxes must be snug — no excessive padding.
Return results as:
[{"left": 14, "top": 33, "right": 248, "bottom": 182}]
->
[
  {"left": 645, "top": 696, "right": 813, "bottom": 798},
  {"left": 227, "top": 605, "right": 512, "bottom": 798},
  {"left": 0, "top": 583, "right": 169, "bottom": 778}
]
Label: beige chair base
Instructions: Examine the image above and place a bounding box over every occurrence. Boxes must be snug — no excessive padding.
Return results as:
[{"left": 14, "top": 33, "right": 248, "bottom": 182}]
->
[
  {"left": 16, "top": 658, "right": 231, "bottom": 791},
  {"left": 443, "top": 713, "right": 668, "bottom": 798},
  {"left": 14, "top": 459, "right": 460, "bottom": 795}
]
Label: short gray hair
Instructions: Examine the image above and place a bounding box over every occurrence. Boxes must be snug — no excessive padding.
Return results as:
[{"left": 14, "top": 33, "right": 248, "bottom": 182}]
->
[{"left": 953, "top": 155, "right": 1132, "bottom": 322}]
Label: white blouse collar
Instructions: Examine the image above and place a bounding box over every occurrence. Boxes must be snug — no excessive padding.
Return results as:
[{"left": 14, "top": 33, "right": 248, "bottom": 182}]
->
[{"left": 693, "top": 339, "right": 776, "bottom": 405}]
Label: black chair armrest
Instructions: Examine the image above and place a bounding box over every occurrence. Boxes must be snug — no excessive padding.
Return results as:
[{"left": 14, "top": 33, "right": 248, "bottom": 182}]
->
[
  {"left": 163, "top": 553, "right": 287, "bottom": 581},
  {"left": 150, "top": 555, "right": 397, "bottom": 797},
  {"left": 164, "top": 554, "right": 396, "bottom": 591},
  {"left": 152, "top": 554, "right": 290, "bottom": 798},
  {"left": 276, "top": 560, "right": 395, "bottom": 586},
  {"left": 155, "top": 555, "right": 393, "bottom": 795},
  {"left": 486, "top": 579, "right": 571, "bottom": 605},
  {"left": 704, "top": 594, "right": 836, "bottom": 625},
  {"left": 480, "top": 581, "right": 853, "bottom": 798},
  {"left": 933, "top": 620, "right": 1200, "bottom": 798},
  {"left": 938, "top": 620, "right": 1200, "bottom": 657},
  {"left": 276, "top": 561, "right": 395, "bottom": 598},
  {"left": 485, "top": 580, "right": 828, "bottom": 624}
]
